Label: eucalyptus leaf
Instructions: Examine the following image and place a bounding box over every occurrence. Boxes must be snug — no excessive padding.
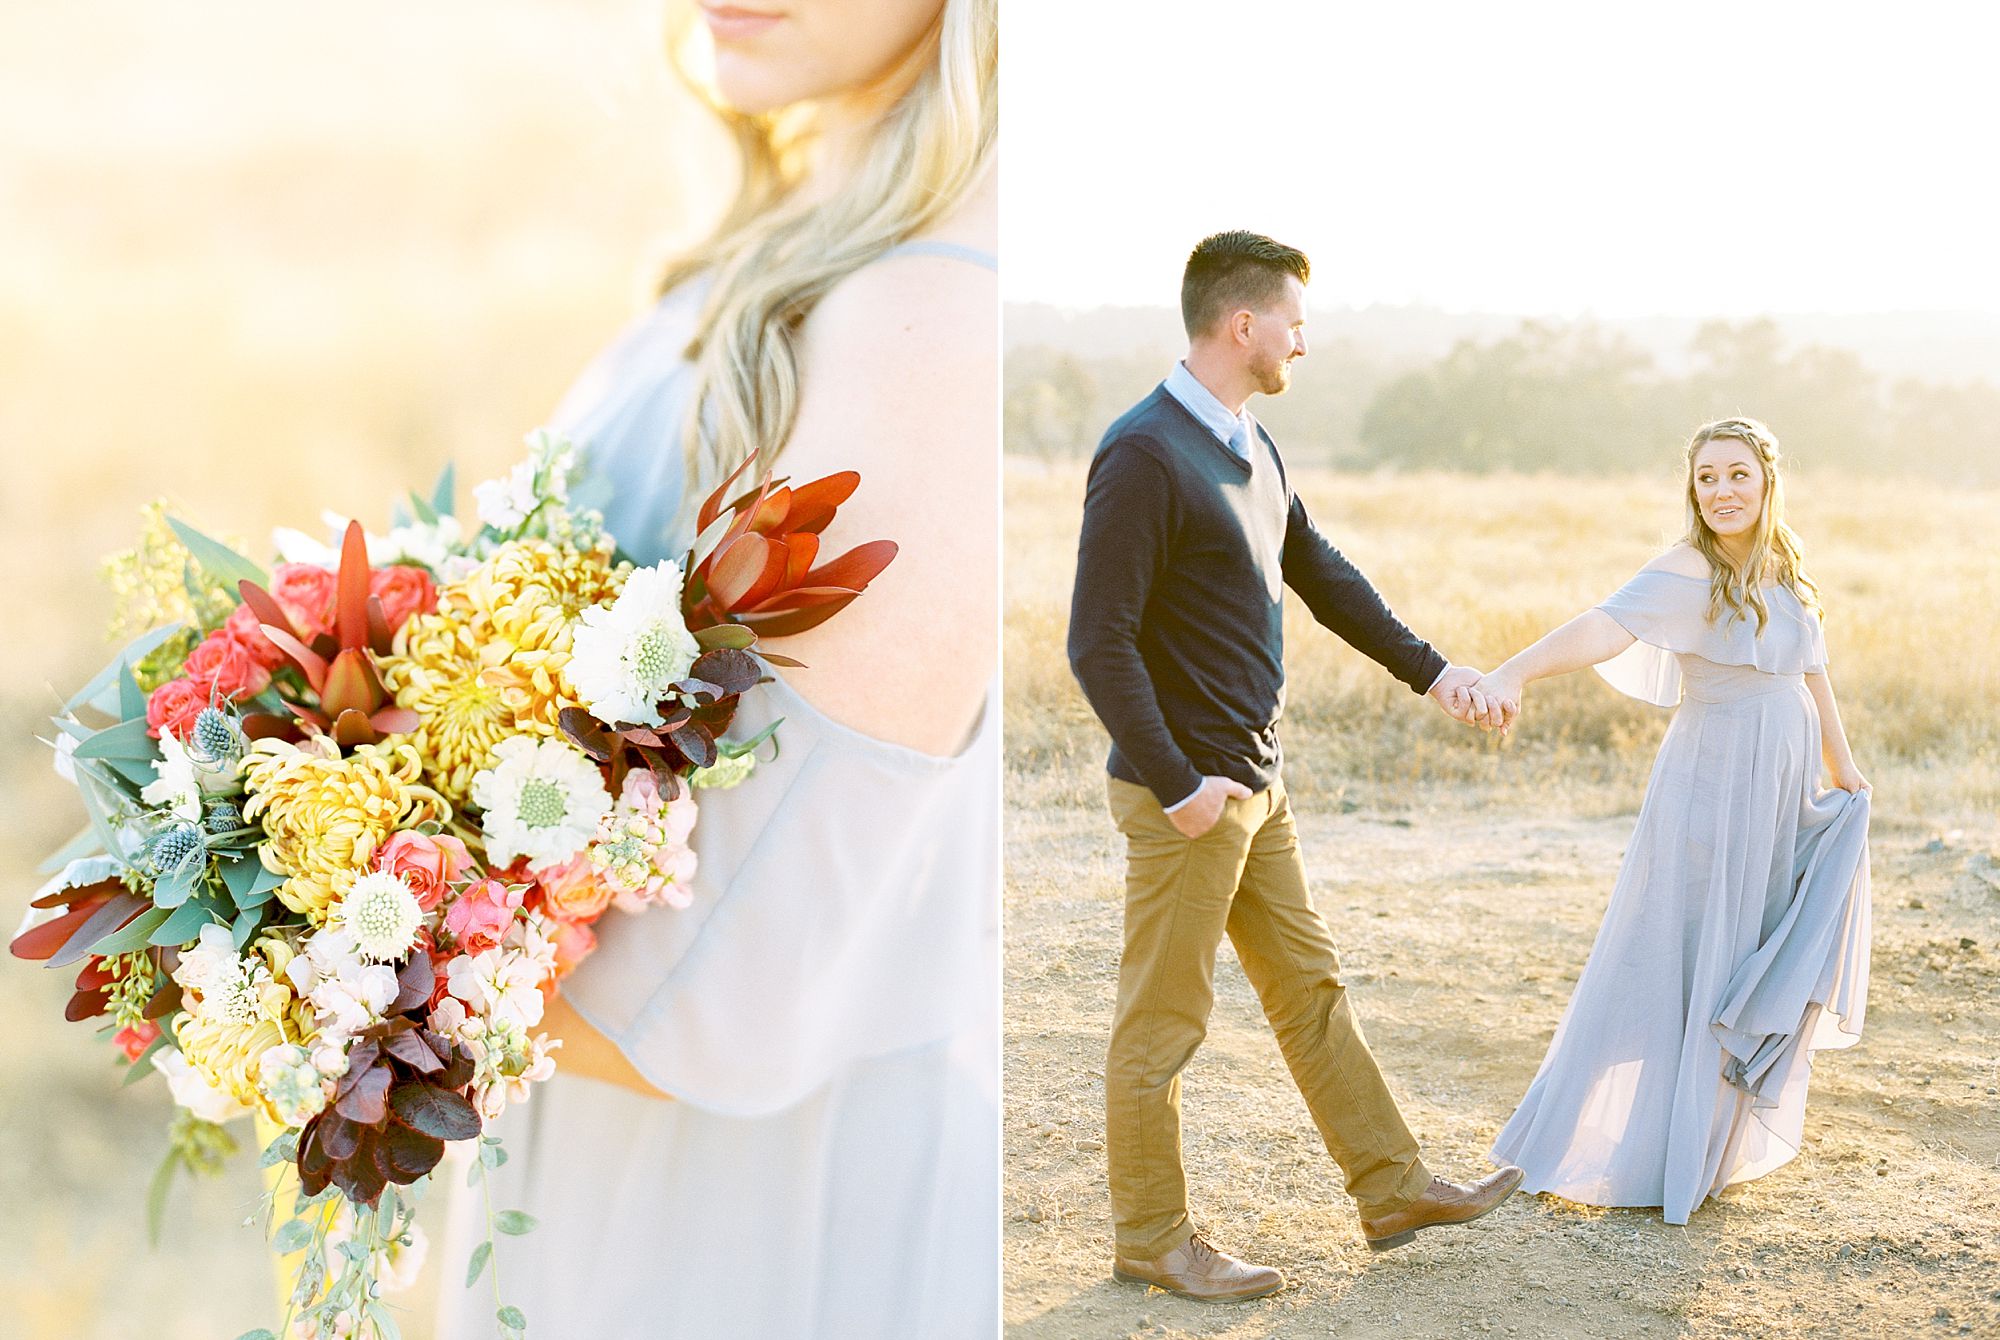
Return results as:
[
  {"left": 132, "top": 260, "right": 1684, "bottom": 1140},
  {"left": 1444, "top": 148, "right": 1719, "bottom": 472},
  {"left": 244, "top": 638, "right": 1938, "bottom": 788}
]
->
[
  {"left": 465, "top": 1240, "right": 492, "bottom": 1287},
  {"left": 497, "top": 1305, "right": 526, "bottom": 1333},
  {"left": 151, "top": 864, "right": 199, "bottom": 911},
  {"left": 230, "top": 903, "right": 263, "bottom": 949},
  {"left": 408, "top": 489, "right": 439, "bottom": 527},
  {"left": 66, "top": 624, "right": 184, "bottom": 715},
  {"left": 118, "top": 662, "right": 147, "bottom": 722},
  {"left": 150, "top": 897, "right": 216, "bottom": 946},
  {"left": 260, "top": 1132, "right": 300, "bottom": 1168},
  {"left": 494, "top": 1210, "right": 538, "bottom": 1236},
  {"left": 479, "top": 1142, "right": 507, "bottom": 1170},
  {"left": 71, "top": 717, "right": 160, "bottom": 763},
  {"left": 431, "top": 461, "right": 456, "bottom": 518},
  {"left": 167, "top": 515, "right": 268, "bottom": 590},
  {"left": 146, "top": 1149, "right": 180, "bottom": 1247},
  {"left": 87, "top": 905, "right": 170, "bottom": 957},
  {"left": 273, "top": 1216, "right": 316, "bottom": 1254},
  {"left": 233, "top": 1330, "right": 279, "bottom": 1340}
]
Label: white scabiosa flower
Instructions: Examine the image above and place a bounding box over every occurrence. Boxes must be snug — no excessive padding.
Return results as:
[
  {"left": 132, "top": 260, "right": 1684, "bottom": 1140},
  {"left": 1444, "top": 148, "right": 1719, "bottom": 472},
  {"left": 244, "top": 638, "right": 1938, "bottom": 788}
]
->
[
  {"left": 567, "top": 561, "right": 702, "bottom": 727},
  {"left": 329, "top": 870, "right": 424, "bottom": 963},
  {"left": 471, "top": 737, "right": 612, "bottom": 873}
]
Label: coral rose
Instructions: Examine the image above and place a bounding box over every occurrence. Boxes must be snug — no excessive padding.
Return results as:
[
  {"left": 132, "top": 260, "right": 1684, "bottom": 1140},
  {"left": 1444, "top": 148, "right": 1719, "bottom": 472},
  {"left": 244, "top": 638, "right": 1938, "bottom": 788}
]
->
[
  {"left": 547, "top": 917, "right": 598, "bottom": 979},
  {"left": 115, "top": 1019, "right": 161, "bottom": 1062},
  {"left": 146, "top": 677, "right": 211, "bottom": 740},
  {"left": 224, "top": 602, "right": 287, "bottom": 669},
  {"left": 444, "top": 877, "right": 523, "bottom": 956},
  {"left": 373, "top": 830, "right": 472, "bottom": 912},
  {"left": 369, "top": 565, "right": 438, "bottom": 635},
  {"left": 184, "top": 631, "right": 272, "bottom": 702},
  {"left": 270, "top": 563, "right": 338, "bottom": 640},
  {"left": 535, "top": 853, "right": 616, "bottom": 924}
]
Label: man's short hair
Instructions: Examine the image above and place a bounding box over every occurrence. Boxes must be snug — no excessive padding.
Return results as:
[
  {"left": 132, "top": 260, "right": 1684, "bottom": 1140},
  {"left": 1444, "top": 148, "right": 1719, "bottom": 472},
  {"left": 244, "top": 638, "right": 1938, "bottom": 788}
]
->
[{"left": 1180, "top": 231, "right": 1311, "bottom": 338}]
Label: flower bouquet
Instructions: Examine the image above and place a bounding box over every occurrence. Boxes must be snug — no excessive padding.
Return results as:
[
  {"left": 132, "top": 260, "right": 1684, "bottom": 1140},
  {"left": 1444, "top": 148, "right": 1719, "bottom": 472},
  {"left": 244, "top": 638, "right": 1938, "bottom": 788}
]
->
[{"left": 11, "top": 434, "right": 894, "bottom": 1340}]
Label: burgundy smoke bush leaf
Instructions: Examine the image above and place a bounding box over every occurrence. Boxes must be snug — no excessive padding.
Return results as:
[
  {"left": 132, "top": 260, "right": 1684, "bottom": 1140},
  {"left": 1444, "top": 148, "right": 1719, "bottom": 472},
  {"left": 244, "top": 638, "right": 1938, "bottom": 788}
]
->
[
  {"left": 334, "top": 1064, "right": 391, "bottom": 1125},
  {"left": 382, "top": 1029, "right": 444, "bottom": 1074},
  {"left": 381, "top": 1124, "right": 445, "bottom": 1182},
  {"left": 319, "top": 1113, "right": 361, "bottom": 1162},
  {"left": 389, "top": 1081, "right": 482, "bottom": 1141}
]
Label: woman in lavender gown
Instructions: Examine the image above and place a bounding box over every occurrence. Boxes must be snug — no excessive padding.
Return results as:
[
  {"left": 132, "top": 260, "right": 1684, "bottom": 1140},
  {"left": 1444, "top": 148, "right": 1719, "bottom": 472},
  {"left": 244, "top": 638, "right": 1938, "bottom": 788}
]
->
[
  {"left": 438, "top": 1, "right": 997, "bottom": 1335},
  {"left": 1480, "top": 418, "right": 1870, "bottom": 1225}
]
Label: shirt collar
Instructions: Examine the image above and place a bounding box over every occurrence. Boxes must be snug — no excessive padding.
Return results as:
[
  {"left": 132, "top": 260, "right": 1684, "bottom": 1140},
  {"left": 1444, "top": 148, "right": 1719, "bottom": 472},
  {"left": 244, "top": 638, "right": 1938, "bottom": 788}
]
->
[{"left": 1162, "top": 361, "right": 1255, "bottom": 459}]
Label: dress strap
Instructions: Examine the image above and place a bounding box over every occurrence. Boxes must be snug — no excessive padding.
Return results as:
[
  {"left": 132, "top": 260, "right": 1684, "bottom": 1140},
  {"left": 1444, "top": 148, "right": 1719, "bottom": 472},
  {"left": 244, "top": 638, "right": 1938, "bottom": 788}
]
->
[{"left": 876, "top": 240, "right": 998, "bottom": 272}]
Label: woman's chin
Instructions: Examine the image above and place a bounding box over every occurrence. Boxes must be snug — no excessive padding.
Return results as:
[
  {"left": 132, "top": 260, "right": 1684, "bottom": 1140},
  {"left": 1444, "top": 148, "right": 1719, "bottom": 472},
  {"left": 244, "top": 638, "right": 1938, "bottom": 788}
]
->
[{"left": 711, "top": 60, "right": 817, "bottom": 116}]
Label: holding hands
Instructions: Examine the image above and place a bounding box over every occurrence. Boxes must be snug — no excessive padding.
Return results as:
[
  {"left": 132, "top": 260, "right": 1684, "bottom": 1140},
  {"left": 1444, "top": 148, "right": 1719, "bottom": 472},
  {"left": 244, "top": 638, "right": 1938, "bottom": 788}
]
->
[{"left": 1429, "top": 664, "right": 1521, "bottom": 732}]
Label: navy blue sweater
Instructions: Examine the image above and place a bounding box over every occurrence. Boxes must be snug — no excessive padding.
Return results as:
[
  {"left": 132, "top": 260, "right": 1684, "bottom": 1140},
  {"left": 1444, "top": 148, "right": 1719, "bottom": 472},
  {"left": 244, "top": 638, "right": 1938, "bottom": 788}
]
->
[{"left": 1066, "top": 387, "right": 1446, "bottom": 806}]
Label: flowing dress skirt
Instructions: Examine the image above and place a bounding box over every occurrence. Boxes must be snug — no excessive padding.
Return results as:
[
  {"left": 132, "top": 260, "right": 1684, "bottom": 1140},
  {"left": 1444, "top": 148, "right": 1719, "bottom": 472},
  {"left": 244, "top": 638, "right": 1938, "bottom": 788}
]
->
[{"left": 1490, "top": 661, "right": 1869, "bottom": 1224}]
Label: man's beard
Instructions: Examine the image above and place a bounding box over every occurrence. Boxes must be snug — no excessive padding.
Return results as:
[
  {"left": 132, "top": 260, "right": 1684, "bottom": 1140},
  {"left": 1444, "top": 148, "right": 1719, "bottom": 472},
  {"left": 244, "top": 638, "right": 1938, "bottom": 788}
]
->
[{"left": 1254, "top": 353, "right": 1293, "bottom": 396}]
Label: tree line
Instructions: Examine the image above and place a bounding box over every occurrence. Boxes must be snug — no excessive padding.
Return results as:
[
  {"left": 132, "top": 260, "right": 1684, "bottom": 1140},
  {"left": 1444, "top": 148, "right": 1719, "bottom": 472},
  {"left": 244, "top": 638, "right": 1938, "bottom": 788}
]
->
[{"left": 1006, "top": 318, "right": 2000, "bottom": 483}]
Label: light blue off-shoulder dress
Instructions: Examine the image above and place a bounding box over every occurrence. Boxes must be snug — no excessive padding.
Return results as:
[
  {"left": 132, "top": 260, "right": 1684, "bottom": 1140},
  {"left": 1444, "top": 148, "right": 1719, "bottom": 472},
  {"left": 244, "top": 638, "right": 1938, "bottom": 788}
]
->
[
  {"left": 1491, "top": 570, "right": 1870, "bottom": 1224},
  {"left": 437, "top": 243, "right": 1000, "bottom": 1339}
]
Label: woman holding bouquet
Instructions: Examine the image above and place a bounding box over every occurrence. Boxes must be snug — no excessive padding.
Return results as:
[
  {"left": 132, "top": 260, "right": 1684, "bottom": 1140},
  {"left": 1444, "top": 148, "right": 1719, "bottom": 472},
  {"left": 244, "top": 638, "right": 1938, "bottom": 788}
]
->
[
  {"left": 439, "top": 1, "right": 996, "bottom": 1336},
  {"left": 1479, "top": 418, "right": 1870, "bottom": 1225}
]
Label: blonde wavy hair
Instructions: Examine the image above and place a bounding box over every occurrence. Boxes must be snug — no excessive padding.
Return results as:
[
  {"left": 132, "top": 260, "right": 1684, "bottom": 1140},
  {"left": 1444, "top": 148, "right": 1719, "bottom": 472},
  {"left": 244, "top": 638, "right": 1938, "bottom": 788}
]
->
[
  {"left": 1682, "top": 417, "right": 1820, "bottom": 631},
  {"left": 658, "top": 0, "right": 996, "bottom": 502}
]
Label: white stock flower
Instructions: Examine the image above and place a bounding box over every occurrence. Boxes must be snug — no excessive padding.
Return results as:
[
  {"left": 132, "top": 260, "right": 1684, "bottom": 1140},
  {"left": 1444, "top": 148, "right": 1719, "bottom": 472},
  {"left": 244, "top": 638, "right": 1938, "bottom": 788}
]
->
[
  {"left": 470, "top": 737, "right": 611, "bottom": 873},
  {"left": 446, "top": 947, "right": 547, "bottom": 1031},
  {"left": 566, "top": 560, "right": 701, "bottom": 728},
  {"left": 287, "top": 927, "right": 399, "bottom": 1041},
  {"left": 142, "top": 731, "right": 206, "bottom": 822},
  {"left": 328, "top": 870, "right": 423, "bottom": 962},
  {"left": 155, "top": 1046, "right": 252, "bottom": 1123},
  {"left": 474, "top": 461, "right": 539, "bottom": 531}
]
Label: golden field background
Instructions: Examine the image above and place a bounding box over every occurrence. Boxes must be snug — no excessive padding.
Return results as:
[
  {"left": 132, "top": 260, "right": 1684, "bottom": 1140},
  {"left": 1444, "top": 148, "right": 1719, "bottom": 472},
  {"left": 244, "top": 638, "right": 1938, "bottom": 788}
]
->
[
  {"left": 1004, "top": 461, "right": 2000, "bottom": 1338},
  {"left": 1, "top": 3, "right": 711, "bottom": 1336}
]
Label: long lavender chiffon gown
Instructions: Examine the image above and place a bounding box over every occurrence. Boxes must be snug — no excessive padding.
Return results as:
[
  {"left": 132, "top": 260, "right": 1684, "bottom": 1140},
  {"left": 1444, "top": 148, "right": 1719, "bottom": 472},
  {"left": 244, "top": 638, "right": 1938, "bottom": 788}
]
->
[
  {"left": 1490, "top": 569, "right": 1870, "bottom": 1225},
  {"left": 436, "top": 244, "right": 1000, "bottom": 1338}
]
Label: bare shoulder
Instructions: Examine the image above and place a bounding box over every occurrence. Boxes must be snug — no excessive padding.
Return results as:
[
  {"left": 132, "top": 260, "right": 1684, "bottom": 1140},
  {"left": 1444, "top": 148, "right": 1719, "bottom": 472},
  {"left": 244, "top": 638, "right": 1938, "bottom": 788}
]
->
[
  {"left": 765, "top": 197, "right": 998, "bottom": 754},
  {"left": 1640, "top": 542, "right": 1708, "bottom": 578}
]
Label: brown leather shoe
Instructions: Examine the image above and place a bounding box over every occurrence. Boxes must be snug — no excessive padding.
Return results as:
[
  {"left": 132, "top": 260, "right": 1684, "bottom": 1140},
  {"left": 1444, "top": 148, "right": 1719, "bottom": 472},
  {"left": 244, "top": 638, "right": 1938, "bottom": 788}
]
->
[
  {"left": 1112, "top": 1232, "right": 1285, "bottom": 1301},
  {"left": 1358, "top": 1166, "right": 1525, "bottom": 1251}
]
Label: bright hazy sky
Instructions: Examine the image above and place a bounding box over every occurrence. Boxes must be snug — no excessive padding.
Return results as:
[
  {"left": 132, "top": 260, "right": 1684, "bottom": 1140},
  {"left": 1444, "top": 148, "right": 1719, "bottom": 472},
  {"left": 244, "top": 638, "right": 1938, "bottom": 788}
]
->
[{"left": 1002, "top": 2, "right": 2000, "bottom": 316}]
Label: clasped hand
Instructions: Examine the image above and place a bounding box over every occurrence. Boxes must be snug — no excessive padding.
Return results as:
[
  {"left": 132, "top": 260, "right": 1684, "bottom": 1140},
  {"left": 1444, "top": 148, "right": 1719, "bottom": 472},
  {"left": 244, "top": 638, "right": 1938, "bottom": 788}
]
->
[{"left": 1429, "top": 665, "right": 1523, "bottom": 732}]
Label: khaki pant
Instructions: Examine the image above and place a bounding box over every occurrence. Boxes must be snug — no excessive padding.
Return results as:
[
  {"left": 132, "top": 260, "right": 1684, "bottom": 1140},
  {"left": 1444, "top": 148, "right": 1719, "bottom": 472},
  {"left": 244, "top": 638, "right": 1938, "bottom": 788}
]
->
[{"left": 1104, "top": 775, "right": 1431, "bottom": 1258}]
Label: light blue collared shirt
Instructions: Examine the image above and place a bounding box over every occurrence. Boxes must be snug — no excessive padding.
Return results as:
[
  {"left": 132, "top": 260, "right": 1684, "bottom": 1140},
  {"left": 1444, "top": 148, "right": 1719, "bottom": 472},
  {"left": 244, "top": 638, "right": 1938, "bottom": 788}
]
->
[{"left": 1162, "top": 362, "right": 1257, "bottom": 462}]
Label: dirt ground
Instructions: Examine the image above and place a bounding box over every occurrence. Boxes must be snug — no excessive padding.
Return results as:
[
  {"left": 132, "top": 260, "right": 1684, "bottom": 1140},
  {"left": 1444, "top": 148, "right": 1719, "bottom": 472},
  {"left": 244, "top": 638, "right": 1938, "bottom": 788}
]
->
[{"left": 1003, "top": 790, "right": 2000, "bottom": 1339}]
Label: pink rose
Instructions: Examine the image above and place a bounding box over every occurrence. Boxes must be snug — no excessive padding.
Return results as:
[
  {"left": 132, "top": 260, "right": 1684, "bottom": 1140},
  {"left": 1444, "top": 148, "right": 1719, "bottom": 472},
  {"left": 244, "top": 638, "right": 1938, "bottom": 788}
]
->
[
  {"left": 115, "top": 1019, "right": 160, "bottom": 1062},
  {"left": 146, "top": 677, "right": 210, "bottom": 740},
  {"left": 374, "top": 831, "right": 472, "bottom": 912},
  {"left": 270, "top": 563, "right": 338, "bottom": 640},
  {"left": 369, "top": 565, "right": 437, "bottom": 635},
  {"left": 548, "top": 918, "right": 598, "bottom": 980},
  {"left": 224, "top": 602, "right": 287, "bottom": 669},
  {"left": 444, "top": 877, "right": 524, "bottom": 955},
  {"left": 535, "top": 854, "right": 616, "bottom": 924},
  {"left": 183, "top": 631, "right": 272, "bottom": 702}
]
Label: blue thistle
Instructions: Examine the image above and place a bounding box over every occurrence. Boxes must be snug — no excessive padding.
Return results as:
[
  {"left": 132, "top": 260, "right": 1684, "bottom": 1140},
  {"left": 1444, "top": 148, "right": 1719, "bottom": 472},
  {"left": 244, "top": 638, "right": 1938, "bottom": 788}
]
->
[
  {"left": 150, "top": 823, "right": 208, "bottom": 878},
  {"left": 205, "top": 801, "right": 244, "bottom": 834},
  {"left": 189, "top": 707, "right": 242, "bottom": 766}
]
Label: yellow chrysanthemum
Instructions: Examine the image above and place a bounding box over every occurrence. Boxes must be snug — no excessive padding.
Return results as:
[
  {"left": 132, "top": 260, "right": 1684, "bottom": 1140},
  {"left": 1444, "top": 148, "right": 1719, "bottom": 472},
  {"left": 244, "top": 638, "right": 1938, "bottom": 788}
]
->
[
  {"left": 381, "top": 609, "right": 517, "bottom": 805},
  {"left": 241, "top": 736, "right": 450, "bottom": 921},
  {"left": 176, "top": 938, "right": 315, "bottom": 1123},
  {"left": 382, "top": 539, "right": 627, "bottom": 800}
]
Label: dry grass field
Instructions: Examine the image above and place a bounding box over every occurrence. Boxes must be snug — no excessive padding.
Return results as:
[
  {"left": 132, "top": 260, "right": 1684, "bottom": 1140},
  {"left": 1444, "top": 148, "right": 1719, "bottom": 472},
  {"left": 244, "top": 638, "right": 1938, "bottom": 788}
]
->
[
  {"left": 1004, "top": 459, "right": 2000, "bottom": 1339},
  {"left": 1, "top": 3, "right": 703, "bottom": 1336}
]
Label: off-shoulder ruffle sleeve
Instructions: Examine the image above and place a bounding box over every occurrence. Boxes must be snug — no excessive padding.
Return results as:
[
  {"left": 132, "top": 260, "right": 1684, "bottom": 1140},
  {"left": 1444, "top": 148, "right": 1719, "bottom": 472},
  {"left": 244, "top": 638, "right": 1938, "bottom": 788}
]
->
[{"left": 1593, "top": 570, "right": 1827, "bottom": 707}]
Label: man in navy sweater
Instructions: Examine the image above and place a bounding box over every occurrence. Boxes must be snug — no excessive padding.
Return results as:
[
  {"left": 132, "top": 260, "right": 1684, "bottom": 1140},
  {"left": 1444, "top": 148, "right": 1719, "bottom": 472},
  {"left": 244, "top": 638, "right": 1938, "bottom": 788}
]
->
[{"left": 1068, "top": 231, "right": 1523, "bottom": 1300}]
